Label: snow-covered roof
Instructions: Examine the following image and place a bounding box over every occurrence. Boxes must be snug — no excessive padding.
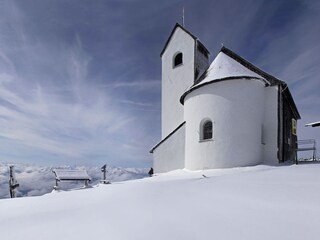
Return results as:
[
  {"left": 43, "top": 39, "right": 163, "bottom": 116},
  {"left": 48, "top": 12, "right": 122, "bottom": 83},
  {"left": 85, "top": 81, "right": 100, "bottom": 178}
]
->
[
  {"left": 305, "top": 121, "right": 320, "bottom": 127},
  {"left": 180, "top": 49, "right": 269, "bottom": 104},
  {"left": 195, "top": 51, "right": 267, "bottom": 86},
  {"left": 53, "top": 169, "right": 91, "bottom": 181}
]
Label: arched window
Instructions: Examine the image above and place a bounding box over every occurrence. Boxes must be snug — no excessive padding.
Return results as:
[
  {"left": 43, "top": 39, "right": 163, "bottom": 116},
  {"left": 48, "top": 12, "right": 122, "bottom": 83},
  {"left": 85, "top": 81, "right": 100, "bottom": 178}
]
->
[
  {"left": 202, "top": 120, "right": 212, "bottom": 140},
  {"left": 173, "top": 52, "right": 183, "bottom": 68}
]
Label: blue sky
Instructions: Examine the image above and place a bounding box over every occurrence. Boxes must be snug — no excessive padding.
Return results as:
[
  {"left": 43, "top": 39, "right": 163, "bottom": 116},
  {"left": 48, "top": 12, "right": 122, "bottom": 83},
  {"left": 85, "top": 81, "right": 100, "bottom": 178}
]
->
[{"left": 0, "top": 0, "right": 319, "bottom": 167}]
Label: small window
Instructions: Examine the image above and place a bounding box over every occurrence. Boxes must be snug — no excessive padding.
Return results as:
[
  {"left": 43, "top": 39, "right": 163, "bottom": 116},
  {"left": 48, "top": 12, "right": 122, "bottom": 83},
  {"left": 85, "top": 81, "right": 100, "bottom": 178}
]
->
[
  {"left": 173, "top": 52, "right": 183, "bottom": 68},
  {"left": 201, "top": 120, "right": 212, "bottom": 140},
  {"left": 292, "top": 119, "right": 297, "bottom": 135}
]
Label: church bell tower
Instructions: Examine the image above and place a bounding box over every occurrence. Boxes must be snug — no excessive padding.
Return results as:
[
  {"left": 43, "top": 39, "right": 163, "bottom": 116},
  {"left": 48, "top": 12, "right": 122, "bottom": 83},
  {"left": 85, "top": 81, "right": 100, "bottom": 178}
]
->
[{"left": 160, "top": 23, "right": 210, "bottom": 138}]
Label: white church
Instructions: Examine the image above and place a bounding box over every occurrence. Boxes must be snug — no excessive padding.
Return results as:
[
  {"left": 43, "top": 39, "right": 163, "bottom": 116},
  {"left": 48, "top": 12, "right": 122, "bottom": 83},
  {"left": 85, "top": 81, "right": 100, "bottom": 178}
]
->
[{"left": 150, "top": 23, "right": 300, "bottom": 173}]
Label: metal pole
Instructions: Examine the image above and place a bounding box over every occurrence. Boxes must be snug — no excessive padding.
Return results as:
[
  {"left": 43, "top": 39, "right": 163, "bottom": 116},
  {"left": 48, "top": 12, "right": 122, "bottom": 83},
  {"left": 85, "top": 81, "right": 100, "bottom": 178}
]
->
[
  {"left": 182, "top": 7, "right": 185, "bottom": 27},
  {"left": 9, "top": 165, "right": 19, "bottom": 198},
  {"left": 100, "top": 164, "right": 109, "bottom": 184},
  {"left": 313, "top": 140, "right": 316, "bottom": 161}
]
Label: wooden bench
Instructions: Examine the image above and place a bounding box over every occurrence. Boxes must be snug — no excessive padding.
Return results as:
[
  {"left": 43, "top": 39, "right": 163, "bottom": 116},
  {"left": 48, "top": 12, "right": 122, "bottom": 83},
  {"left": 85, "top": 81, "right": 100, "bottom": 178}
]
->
[{"left": 53, "top": 169, "right": 92, "bottom": 190}]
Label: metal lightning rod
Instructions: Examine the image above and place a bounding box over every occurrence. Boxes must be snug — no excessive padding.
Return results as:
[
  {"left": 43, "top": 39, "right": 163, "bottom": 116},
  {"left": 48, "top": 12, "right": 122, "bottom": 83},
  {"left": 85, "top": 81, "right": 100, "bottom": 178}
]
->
[{"left": 182, "top": 7, "right": 185, "bottom": 27}]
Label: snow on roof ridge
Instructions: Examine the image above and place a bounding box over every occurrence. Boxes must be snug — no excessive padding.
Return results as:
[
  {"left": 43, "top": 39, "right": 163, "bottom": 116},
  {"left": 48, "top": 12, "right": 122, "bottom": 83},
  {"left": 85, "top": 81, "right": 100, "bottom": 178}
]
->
[
  {"left": 198, "top": 51, "right": 266, "bottom": 85},
  {"left": 305, "top": 121, "right": 320, "bottom": 127}
]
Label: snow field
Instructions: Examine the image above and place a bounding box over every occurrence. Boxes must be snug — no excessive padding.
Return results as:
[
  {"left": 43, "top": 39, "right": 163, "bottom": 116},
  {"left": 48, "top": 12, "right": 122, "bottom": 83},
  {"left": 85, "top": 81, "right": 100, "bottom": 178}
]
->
[{"left": 1, "top": 164, "right": 320, "bottom": 240}]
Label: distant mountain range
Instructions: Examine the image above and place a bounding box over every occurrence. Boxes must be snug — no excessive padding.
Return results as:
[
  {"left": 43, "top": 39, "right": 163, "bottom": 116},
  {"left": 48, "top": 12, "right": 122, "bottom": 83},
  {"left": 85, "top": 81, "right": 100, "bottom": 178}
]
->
[{"left": 0, "top": 164, "right": 148, "bottom": 198}]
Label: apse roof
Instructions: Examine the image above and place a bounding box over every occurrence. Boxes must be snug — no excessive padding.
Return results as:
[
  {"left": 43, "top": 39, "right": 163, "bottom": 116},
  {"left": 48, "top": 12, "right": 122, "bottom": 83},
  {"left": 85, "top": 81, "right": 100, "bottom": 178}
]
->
[
  {"left": 195, "top": 51, "right": 267, "bottom": 86},
  {"left": 179, "top": 46, "right": 300, "bottom": 119},
  {"left": 180, "top": 47, "right": 270, "bottom": 104}
]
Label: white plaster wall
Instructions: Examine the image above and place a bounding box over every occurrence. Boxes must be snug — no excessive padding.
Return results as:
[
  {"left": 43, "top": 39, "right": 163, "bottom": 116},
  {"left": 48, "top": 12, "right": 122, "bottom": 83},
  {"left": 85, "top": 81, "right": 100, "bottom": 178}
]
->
[
  {"left": 153, "top": 124, "right": 185, "bottom": 173},
  {"left": 262, "top": 86, "right": 279, "bottom": 165},
  {"left": 184, "top": 79, "right": 265, "bottom": 170},
  {"left": 162, "top": 28, "right": 195, "bottom": 138}
]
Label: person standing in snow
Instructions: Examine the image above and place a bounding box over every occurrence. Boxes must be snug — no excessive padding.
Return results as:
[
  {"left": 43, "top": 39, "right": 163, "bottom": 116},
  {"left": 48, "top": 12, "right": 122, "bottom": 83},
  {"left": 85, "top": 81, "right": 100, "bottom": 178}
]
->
[{"left": 148, "top": 168, "right": 153, "bottom": 177}]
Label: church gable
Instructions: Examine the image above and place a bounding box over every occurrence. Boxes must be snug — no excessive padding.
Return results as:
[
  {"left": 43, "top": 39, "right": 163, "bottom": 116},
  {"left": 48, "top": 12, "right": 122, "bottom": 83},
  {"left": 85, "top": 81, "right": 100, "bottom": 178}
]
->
[
  {"left": 160, "top": 25, "right": 195, "bottom": 62},
  {"left": 160, "top": 23, "right": 209, "bottom": 57}
]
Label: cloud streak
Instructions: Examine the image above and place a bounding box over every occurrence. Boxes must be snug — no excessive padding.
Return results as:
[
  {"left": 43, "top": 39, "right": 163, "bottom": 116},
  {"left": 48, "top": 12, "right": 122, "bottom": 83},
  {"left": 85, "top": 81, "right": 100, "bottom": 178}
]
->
[{"left": 103, "top": 80, "right": 160, "bottom": 90}]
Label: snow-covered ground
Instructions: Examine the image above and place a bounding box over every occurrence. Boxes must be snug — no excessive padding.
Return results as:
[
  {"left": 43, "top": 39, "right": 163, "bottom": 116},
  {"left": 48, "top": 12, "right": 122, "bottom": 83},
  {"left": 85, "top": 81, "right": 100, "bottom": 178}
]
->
[
  {"left": 1, "top": 164, "right": 320, "bottom": 240},
  {"left": 0, "top": 164, "right": 147, "bottom": 198}
]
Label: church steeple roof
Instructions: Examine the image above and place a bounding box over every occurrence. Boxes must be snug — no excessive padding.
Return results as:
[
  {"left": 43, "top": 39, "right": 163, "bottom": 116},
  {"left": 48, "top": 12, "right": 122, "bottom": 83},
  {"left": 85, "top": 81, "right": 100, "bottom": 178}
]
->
[{"left": 160, "top": 23, "right": 210, "bottom": 57}]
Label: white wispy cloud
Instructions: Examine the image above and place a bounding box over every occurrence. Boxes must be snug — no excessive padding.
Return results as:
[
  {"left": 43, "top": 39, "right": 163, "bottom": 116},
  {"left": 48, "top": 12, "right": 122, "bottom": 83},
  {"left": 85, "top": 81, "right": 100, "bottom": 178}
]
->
[
  {"left": 119, "top": 99, "right": 153, "bottom": 107},
  {"left": 103, "top": 79, "right": 160, "bottom": 90}
]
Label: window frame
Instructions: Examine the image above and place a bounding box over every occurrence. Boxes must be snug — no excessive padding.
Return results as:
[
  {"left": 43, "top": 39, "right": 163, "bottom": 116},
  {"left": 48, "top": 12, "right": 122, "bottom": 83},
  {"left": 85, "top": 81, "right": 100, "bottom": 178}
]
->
[
  {"left": 200, "top": 119, "right": 213, "bottom": 142},
  {"left": 173, "top": 52, "right": 183, "bottom": 68}
]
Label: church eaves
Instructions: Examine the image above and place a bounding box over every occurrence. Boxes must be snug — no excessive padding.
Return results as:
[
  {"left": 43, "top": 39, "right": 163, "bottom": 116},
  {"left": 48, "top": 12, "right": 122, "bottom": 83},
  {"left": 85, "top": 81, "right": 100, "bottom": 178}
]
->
[{"left": 149, "top": 121, "right": 186, "bottom": 153}]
